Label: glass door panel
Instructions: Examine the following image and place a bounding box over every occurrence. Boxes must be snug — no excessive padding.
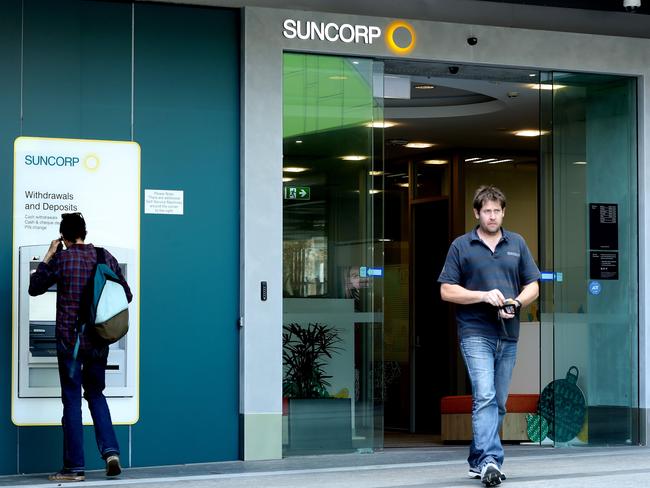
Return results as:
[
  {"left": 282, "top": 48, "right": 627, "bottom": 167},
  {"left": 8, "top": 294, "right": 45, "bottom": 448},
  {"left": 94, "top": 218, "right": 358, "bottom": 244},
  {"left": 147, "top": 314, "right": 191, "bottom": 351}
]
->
[
  {"left": 542, "top": 72, "right": 638, "bottom": 446},
  {"left": 282, "top": 53, "right": 384, "bottom": 455}
]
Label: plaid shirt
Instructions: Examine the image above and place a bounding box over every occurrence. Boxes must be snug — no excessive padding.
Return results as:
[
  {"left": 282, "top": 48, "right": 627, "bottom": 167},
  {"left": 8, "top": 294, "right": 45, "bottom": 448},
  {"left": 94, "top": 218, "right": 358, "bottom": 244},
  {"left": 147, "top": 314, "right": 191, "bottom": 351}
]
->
[{"left": 29, "top": 243, "right": 132, "bottom": 351}]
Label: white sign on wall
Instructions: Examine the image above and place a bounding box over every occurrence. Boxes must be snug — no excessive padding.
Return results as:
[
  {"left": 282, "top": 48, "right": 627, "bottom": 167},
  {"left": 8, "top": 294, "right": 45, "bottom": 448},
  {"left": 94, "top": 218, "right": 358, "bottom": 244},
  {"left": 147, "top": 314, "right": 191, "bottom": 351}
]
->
[
  {"left": 144, "top": 189, "right": 184, "bottom": 215},
  {"left": 12, "top": 136, "right": 140, "bottom": 425}
]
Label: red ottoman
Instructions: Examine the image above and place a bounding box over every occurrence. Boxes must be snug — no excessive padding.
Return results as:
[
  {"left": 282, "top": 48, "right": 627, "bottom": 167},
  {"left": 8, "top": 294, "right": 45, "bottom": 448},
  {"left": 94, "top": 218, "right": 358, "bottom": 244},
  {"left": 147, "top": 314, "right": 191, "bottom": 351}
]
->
[{"left": 440, "top": 394, "right": 539, "bottom": 442}]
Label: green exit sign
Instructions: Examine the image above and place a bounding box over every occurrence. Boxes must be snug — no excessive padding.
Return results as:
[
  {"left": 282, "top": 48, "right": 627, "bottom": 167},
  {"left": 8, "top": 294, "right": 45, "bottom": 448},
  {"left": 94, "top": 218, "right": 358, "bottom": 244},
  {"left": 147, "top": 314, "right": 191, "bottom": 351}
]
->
[{"left": 284, "top": 186, "right": 310, "bottom": 200}]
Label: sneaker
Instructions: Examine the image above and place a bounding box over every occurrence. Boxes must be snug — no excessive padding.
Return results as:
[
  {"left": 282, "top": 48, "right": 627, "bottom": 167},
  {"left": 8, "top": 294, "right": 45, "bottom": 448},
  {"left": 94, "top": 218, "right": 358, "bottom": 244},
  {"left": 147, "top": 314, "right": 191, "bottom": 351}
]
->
[
  {"left": 480, "top": 462, "right": 503, "bottom": 486},
  {"left": 105, "top": 454, "right": 122, "bottom": 477},
  {"left": 469, "top": 466, "right": 506, "bottom": 480},
  {"left": 48, "top": 470, "right": 85, "bottom": 482}
]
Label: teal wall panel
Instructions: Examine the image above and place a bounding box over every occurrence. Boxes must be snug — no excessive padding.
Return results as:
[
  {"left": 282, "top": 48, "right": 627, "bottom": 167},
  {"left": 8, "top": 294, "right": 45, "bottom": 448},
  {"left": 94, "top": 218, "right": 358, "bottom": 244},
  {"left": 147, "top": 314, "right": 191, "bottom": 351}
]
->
[
  {"left": 0, "top": 0, "right": 240, "bottom": 474},
  {"left": 22, "top": 0, "right": 132, "bottom": 140},
  {"left": 132, "top": 3, "right": 240, "bottom": 466},
  {"left": 0, "top": 0, "right": 22, "bottom": 476}
]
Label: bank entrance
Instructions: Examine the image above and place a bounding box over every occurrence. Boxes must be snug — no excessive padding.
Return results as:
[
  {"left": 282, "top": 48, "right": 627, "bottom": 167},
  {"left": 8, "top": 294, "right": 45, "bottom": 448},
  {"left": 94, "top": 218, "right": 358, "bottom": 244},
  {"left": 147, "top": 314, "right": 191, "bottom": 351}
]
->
[{"left": 281, "top": 53, "right": 639, "bottom": 455}]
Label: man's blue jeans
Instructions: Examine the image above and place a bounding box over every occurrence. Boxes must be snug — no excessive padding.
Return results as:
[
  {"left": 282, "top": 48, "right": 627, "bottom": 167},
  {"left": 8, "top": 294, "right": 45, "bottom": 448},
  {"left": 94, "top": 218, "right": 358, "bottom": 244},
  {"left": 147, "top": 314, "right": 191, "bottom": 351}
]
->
[
  {"left": 57, "top": 344, "right": 120, "bottom": 471},
  {"left": 459, "top": 335, "right": 517, "bottom": 470}
]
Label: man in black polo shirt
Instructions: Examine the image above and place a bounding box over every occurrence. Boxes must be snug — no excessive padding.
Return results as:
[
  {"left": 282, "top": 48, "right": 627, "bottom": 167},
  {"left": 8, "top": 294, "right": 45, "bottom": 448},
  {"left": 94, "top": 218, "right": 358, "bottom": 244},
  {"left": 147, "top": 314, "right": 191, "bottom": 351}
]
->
[{"left": 438, "top": 185, "right": 540, "bottom": 487}]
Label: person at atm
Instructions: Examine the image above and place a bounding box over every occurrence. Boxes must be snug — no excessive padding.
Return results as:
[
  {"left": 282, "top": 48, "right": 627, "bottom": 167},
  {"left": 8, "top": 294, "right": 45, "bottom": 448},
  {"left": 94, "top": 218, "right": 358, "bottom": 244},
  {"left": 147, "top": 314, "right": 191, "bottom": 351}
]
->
[{"left": 29, "top": 212, "right": 131, "bottom": 482}]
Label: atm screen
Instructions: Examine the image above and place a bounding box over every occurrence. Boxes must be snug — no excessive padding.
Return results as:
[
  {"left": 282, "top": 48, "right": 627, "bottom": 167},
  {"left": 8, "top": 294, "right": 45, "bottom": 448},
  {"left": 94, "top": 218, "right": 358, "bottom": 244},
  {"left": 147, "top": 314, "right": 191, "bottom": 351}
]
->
[{"left": 29, "top": 292, "right": 56, "bottom": 321}]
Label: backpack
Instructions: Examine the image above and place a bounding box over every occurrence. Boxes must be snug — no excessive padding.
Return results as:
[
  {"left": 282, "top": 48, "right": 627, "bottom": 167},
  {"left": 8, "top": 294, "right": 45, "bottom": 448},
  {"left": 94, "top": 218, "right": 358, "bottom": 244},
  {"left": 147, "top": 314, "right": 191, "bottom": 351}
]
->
[
  {"left": 75, "top": 247, "right": 129, "bottom": 350},
  {"left": 86, "top": 247, "right": 130, "bottom": 343}
]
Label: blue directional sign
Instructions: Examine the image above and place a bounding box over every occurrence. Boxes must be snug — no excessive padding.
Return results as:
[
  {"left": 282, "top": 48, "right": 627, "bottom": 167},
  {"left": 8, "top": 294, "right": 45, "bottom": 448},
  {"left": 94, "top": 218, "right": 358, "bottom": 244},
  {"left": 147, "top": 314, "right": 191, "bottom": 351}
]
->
[
  {"left": 541, "top": 271, "right": 554, "bottom": 281},
  {"left": 359, "top": 266, "right": 383, "bottom": 278},
  {"left": 367, "top": 267, "right": 383, "bottom": 277}
]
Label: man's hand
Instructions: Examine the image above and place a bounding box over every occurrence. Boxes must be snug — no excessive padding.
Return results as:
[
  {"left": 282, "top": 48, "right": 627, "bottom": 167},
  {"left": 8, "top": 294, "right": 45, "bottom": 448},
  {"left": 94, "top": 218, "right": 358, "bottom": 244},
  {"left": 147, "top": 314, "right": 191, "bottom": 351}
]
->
[
  {"left": 43, "top": 238, "right": 62, "bottom": 264},
  {"left": 498, "top": 298, "right": 520, "bottom": 319},
  {"left": 482, "top": 289, "right": 506, "bottom": 307}
]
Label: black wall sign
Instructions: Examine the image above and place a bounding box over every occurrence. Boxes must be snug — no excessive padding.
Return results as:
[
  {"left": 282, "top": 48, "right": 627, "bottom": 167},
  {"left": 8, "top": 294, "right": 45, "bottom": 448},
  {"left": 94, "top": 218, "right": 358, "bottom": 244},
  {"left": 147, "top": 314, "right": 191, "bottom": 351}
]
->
[
  {"left": 589, "top": 203, "right": 618, "bottom": 250},
  {"left": 590, "top": 251, "right": 619, "bottom": 280}
]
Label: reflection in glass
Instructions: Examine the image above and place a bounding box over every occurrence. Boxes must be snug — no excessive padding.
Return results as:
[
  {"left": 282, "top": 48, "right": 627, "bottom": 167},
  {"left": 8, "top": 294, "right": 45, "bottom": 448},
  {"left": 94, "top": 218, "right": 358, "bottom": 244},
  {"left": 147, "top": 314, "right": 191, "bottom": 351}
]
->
[{"left": 282, "top": 53, "right": 384, "bottom": 455}]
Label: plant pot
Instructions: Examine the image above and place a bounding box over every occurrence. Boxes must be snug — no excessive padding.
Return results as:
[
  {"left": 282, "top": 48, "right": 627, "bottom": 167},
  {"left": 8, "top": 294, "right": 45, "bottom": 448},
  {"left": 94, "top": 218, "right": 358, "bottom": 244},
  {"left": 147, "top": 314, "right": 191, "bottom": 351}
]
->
[{"left": 287, "top": 398, "right": 352, "bottom": 453}]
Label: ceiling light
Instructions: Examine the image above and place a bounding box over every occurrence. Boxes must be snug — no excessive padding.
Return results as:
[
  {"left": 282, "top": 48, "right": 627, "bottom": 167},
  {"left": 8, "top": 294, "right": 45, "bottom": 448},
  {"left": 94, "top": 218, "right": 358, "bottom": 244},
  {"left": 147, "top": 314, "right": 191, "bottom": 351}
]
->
[
  {"left": 529, "top": 73, "right": 537, "bottom": 77},
  {"left": 573, "top": 161, "right": 588, "bottom": 165},
  {"left": 366, "top": 121, "right": 397, "bottom": 129},
  {"left": 283, "top": 167, "right": 308, "bottom": 173},
  {"left": 465, "top": 157, "right": 481, "bottom": 162},
  {"left": 341, "top": 155, "right": 368, "bottom": 161},
  {"left": 369, "top": 189, "right": 382, "bottom": 194},
  {"left": 473, "top": 158, "right": 498, "bottom": 163},
  {"left": 405, "top": 142, "right": 435, "bottom": 149},
  {"left": 352, "top": 61, "right": 360, "bottom": 65},
  {"left": 283, "top": 177, "right": 295, "bottom": 183},
  {"left": 369, "top": 170, "right": 384, "bottom": 176},
  {"left": 329, "top": 75, "right": 348, "bottom": 80},
  {"left": 397, "top": 182, "right": 410, "bottom": 188},
  {"left": 528, "top": 83, "right": 566, "bottom": 90},
  {"left": 378, "top": 238, "right": 392, "bottom": 242},
  {"left": 414, "top": 83, "right": 435, "bottom": 90},
  {"left": 295, "top": 140, "right": 303, "bottom": 144},
  {"left": 514, "top": 130, "right": 548, "bottom": 137},
  {"left": 423, "top": 159, "right": 449, "bottom": 165},
  {"left": 488, "top": 159, "right": 514, "bottom": 164}
]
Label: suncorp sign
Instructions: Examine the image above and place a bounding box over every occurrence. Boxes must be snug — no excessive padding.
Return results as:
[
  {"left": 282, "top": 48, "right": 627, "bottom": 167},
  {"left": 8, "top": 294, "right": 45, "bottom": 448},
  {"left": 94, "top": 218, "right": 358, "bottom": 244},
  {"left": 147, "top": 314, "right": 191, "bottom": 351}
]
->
[{"left": 282, "top": 18, "right": 416, "bottom": 55}]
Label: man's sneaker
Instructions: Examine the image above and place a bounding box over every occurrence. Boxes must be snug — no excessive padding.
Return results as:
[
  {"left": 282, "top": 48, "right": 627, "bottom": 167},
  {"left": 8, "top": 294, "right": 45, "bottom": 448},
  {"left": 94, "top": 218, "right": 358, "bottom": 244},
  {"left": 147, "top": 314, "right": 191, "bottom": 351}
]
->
[
  {"left": 480, "top": 462, "right": 503, "bottom": 486},
  {"left": 469, "top": 465, "right": 506, "bottom": 480},
  {"left": 48, "top": 470, "right": 85, "bottom": 482},
  {"left": 105, "top": 454, "right": 122, "bottom": 477}
]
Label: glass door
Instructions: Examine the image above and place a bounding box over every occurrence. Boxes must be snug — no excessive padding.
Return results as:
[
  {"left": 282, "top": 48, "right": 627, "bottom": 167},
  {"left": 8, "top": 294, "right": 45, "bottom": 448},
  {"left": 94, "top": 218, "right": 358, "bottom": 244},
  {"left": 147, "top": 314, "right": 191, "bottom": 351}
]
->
[
  {"left": 281, "top": 53, "right": 385, "bottom": 455},
  {"left": 540, "top": 72, "right": 638, "bottom": 446}
]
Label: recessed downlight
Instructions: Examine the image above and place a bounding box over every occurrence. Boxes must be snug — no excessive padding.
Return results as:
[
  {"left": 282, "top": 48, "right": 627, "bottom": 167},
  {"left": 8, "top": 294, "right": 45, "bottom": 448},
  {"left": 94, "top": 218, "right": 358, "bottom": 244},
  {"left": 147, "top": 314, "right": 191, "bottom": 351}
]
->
[
  {"left": 528, "top": 83, "right": 566, "bottom": 91},
  {"left": 414, "top": 83, "right": 435, "bottom": 90},
  {"left": 514, "top": 130, "right": 548, "bottom": 137},
  {"left": 423, "top": 159, "right": 448, "bottom": 165},
  {"left": 284, "top": 167, "right": 308, "bottom": 173},
  {"left": 405, "top": 142, "right": 435, "bottom": 149},
  {"left": 341, "top": 155, "right": 368, "bottom": 161},
  {"left": 366, "top": 121, "right": 397, "bottom": 129}
]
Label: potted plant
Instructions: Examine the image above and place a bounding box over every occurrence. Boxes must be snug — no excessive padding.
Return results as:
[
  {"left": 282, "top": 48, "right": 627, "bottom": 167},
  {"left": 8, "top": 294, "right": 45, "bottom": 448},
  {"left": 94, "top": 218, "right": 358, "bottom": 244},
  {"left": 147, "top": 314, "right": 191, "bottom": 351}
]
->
[{"left": 283, "top": 322, "right": 352, "bottom": 452}]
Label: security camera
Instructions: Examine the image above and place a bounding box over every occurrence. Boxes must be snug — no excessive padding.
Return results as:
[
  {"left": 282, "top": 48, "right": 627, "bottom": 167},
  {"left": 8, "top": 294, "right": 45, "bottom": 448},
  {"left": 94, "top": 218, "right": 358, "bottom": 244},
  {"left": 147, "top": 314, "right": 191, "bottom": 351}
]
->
[
  {"left": 467, "top": 37, "right": 478, "bottom": 46},
  {"left": 624, "top": 0, "right": 641, "bottom": 12},
  {"left": 448, "top": 66, "right": 460, "bottom": 74}
]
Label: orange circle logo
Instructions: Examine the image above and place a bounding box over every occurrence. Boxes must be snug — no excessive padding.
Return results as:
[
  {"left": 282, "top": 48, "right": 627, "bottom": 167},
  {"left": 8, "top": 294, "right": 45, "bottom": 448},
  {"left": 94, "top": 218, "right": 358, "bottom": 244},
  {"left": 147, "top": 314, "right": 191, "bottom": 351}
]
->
[{"left": 385, "top": 20, "right": 416, "bottom": 55}]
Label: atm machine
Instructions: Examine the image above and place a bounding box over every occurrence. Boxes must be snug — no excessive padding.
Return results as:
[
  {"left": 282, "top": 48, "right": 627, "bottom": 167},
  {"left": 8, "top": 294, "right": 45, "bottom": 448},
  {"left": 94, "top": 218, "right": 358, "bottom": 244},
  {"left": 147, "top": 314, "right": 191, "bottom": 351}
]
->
[{"left": 14, "top": 244, "right": 138, "bottom": 424}]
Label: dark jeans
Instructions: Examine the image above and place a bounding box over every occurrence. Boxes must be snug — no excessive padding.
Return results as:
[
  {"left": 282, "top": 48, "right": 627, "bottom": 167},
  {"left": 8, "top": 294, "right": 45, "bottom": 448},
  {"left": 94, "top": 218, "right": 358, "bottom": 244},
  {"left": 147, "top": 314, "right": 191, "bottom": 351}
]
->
[{"left": 57, "top": 343, "right": 120, "bottom": 471}]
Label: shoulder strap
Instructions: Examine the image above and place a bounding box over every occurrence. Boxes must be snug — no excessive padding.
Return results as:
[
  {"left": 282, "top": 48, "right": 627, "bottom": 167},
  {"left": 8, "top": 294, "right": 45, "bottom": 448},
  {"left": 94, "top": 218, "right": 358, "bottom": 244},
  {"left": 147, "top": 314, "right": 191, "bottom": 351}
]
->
[{"left": 95, "top": 247, "right": 106, "bottom": 265}]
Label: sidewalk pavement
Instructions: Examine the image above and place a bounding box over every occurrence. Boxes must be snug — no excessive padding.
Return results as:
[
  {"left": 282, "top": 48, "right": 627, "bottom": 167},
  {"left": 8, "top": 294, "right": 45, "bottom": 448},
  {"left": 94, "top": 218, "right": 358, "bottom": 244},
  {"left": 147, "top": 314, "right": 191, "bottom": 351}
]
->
[{"left": 1, "top": 444, "right": 649, "bottom": 487}]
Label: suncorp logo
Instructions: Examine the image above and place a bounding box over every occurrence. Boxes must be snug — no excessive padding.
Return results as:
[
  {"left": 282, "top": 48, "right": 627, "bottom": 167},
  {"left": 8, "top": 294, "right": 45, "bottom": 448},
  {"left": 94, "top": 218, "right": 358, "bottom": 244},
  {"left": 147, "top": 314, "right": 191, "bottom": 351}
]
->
[
  {"left": 385, "top": 20, "right": 416, "bottom": 55},
  {"left": 283, "top": 19, "right": 381, "bottom": 44},
  {"left": 282, "top": 18, "right": 416, "bottom": 56},
  {"left": 24, "top": 154, "right": 79, "bottom": 168}
]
